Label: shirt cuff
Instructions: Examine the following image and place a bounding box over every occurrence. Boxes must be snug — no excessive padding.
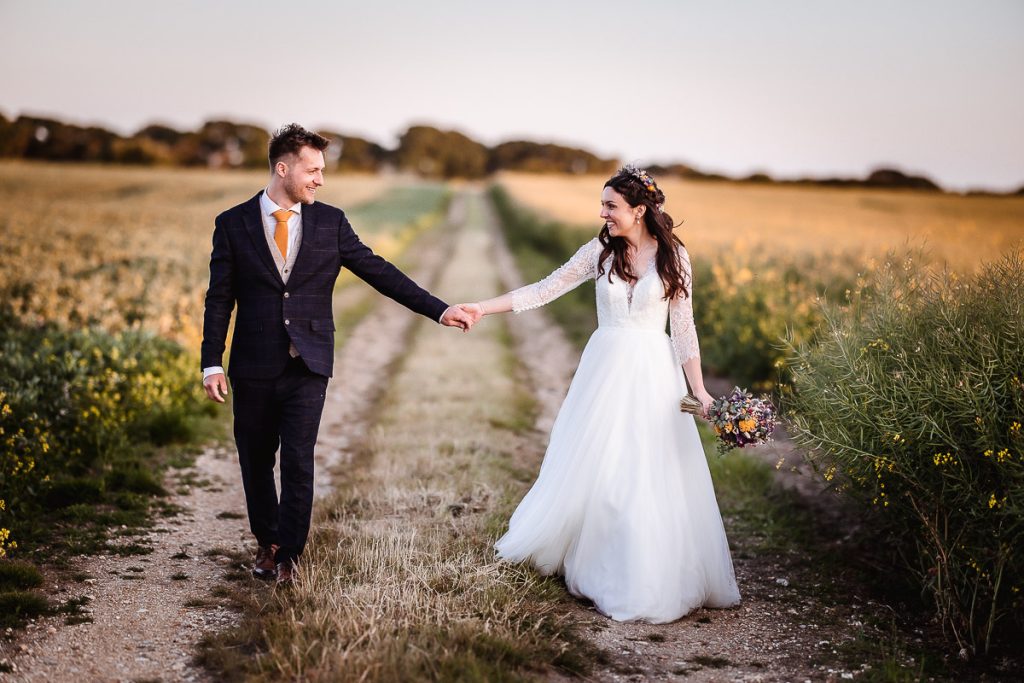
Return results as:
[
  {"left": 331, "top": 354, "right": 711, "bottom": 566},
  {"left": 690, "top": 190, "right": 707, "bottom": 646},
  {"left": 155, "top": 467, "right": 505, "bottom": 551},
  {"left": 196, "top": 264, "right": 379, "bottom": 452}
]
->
[
  {"left": 203, "top": 366, "right": 225, "bottom": 379},
  {"left": 438, "top": 306, "right": 451, "bottom": 324}
]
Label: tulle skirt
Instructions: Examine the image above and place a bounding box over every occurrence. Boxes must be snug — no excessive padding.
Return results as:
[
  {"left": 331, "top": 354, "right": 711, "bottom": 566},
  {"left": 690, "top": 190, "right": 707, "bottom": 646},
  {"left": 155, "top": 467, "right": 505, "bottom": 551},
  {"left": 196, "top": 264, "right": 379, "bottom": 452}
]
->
[{"left": 495, "top": 326, "right": 741, "bottom": 623}]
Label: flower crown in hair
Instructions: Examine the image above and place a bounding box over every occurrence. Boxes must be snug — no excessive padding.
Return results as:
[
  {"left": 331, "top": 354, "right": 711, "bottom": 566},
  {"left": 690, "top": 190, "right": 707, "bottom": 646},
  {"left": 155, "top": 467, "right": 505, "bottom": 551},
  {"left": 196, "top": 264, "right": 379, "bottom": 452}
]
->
[
  {"left": 621, "top": 164, "right": 657, "bottom": 193},
  {"left": 621, "top": 165, "right": 664, "bottom": 212}
]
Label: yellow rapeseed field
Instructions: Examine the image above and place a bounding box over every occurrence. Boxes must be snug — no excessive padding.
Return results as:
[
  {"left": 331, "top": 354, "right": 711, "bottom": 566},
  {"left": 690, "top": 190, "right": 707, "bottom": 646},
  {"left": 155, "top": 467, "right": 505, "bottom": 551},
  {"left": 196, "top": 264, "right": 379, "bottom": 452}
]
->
[
  {"left": 0, "top": 161, "right": 395, "bottom": 347},
  {"left": 497, "top": 171, "right": 1024, "bottom": 270}
]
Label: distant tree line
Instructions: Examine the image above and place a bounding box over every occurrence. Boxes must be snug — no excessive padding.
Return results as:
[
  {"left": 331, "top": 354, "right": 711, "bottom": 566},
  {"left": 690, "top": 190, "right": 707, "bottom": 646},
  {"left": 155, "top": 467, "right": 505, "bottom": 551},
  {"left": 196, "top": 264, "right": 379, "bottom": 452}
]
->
[
  {"left": 1, "top": 112, "right": 1016, "bottom": 193},
  {"left": 0, "top": 114, "right": 617, "bottom": 179},
  {"left": 647, "top": 162, "right": 1022, "bottom": 196}
]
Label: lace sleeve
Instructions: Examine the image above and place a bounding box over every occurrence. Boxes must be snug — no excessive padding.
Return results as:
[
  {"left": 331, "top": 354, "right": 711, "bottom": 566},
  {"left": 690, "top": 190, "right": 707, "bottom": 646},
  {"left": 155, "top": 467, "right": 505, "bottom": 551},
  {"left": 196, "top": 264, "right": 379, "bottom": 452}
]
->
[
  {"left": 511, "top": 238, "right": 600, "bottom": 313},
  {"left": 669, "top": 245, "right": 701, "bottom": 365}
]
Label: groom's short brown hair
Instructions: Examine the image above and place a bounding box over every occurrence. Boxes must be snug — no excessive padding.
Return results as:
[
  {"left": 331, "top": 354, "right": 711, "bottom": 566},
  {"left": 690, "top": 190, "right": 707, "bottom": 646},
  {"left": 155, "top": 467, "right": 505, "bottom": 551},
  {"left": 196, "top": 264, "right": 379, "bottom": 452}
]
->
[{"left": 269, "top": 123, "right": 330, "bottom": 169}]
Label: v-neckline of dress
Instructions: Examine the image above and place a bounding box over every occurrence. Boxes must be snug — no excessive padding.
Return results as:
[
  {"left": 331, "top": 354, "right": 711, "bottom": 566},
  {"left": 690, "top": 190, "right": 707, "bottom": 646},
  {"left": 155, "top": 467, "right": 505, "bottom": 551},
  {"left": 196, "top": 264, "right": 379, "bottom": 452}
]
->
[{"left": 626, "top": 253, "right": 657, "bottom": 311}]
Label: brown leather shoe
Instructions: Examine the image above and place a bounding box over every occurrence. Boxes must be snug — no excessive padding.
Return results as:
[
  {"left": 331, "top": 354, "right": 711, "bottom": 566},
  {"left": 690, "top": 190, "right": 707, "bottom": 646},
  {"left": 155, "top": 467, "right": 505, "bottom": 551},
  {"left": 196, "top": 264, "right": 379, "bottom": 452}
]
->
[
  {"left": 252, "top": 544, "right": 279, "bottom": 580},
  {"left": 275, "top": 560, "right": 297, "bottom": 587}
]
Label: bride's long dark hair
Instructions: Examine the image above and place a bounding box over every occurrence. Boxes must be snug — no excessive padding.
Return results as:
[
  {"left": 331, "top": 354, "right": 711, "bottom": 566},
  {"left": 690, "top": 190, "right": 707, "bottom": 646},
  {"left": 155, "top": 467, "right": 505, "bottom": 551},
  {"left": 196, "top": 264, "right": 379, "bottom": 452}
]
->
[{"left": 598, "top": 167, "right": 689, "bottom": 300}]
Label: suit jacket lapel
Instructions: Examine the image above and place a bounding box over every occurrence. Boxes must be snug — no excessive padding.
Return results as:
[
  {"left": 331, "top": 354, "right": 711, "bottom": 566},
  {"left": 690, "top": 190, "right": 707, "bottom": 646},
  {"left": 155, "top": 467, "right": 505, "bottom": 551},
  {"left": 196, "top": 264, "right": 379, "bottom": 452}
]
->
[
  {"left": 291, "top": 201, "right": 320, "bottom": 278},
  {"left": 242, "top": 191, "right": 285, "bottom": 286}
]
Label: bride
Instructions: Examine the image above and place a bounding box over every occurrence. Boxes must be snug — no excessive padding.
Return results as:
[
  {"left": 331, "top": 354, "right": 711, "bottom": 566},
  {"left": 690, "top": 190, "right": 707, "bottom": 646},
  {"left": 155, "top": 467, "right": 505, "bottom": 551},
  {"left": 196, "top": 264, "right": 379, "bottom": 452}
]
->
[{"left": 458, "top": 166, "right": 741, "bottom": 623}]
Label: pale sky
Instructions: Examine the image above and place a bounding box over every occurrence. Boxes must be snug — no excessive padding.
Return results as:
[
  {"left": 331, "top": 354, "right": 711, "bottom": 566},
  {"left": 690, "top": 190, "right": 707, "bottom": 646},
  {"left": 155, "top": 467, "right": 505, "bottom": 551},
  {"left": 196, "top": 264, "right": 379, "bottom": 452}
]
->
[{"left": 2, "top": 0, "right": 1022, "bottom": 191}]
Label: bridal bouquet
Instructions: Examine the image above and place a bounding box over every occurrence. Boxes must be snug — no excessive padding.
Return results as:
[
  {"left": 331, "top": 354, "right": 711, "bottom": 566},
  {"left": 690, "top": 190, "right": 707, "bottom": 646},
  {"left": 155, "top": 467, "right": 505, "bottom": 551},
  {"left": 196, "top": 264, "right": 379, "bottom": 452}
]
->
[{"left": 680, "top": 387, "right": 777, "bottom": 454}]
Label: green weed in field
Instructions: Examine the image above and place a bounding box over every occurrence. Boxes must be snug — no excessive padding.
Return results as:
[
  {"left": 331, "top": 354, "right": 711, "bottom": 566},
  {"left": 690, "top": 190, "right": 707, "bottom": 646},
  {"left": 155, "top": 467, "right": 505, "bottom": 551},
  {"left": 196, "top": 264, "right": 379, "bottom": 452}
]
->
[
  {"left": 0, "top": 307, "right": 213, "bottom": 561},
  {"left": 785, "top": 251, "right": 1024, "bottom": 657}
]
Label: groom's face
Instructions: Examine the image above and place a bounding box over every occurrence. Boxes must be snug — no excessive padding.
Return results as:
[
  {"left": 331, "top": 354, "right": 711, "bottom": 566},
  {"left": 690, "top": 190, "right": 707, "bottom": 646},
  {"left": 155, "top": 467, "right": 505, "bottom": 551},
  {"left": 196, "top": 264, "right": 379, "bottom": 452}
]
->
[{"left": 281, "top": 146, "right": 325, "bottom": 205}]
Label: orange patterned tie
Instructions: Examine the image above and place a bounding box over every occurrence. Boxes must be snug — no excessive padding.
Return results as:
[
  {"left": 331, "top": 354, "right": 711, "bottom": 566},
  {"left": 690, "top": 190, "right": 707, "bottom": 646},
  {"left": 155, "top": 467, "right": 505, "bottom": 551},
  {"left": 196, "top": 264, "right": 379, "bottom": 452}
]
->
[{"left": 272, "top": 209, "right": 293, "bottom": 261}]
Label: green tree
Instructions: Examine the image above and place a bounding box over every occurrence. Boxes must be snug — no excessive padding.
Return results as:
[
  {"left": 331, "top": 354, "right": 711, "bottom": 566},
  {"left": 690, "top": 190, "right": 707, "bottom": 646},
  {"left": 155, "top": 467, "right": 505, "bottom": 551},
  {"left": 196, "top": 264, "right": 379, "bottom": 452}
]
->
[
  {"left": 488, "top": 140, "right": 616, "bottom": 174},
  {"left": 395, "top": 125, "right": 489, "bottom": 179}
]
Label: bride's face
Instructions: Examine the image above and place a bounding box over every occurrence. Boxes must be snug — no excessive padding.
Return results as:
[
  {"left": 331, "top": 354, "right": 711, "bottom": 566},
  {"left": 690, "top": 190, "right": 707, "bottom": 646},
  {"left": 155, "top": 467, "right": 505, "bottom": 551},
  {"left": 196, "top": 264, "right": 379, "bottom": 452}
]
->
[{"left": 600, "top": 186, "right": 643, "bottom": 239}]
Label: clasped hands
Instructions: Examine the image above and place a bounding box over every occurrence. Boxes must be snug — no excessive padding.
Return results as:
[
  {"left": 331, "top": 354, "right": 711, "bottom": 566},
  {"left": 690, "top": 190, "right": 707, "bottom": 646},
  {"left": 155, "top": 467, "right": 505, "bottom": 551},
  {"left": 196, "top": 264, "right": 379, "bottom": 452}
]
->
[{"left": 439, "top": 303, "right": 485, "bottom": 332}]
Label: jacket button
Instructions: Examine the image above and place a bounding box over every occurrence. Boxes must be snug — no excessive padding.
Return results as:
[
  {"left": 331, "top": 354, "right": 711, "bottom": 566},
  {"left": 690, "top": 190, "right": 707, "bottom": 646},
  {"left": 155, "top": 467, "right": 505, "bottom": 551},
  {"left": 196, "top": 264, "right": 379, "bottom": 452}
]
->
[
  {"left": 284, "top": 319, "right": 290, "bottom": 326},
  {"left": 284, "top": 292, "right": 290, "bottom": 299}
]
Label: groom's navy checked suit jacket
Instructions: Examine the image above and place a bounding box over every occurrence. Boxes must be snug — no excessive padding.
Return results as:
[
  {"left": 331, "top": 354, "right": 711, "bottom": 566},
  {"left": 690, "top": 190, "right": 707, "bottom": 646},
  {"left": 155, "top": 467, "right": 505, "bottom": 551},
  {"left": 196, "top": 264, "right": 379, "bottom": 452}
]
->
[{"left": 201, "top": 192, "right": 448, "bottom": 379}]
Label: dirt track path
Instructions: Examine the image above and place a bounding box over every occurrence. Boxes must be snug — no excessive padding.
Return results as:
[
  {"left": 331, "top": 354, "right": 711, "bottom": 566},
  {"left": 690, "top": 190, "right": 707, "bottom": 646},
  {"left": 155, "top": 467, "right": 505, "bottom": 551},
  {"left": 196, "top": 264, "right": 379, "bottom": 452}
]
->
[{"left": 1, "top": 201, "right": 458, "bottom": 683}]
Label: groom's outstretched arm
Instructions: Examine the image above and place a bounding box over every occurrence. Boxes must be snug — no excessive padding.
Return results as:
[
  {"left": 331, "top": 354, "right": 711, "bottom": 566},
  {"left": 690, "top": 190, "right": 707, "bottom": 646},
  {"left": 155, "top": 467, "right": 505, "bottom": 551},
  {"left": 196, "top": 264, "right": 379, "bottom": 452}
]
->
[{"left": 336, "top": 210, "right": 472, "bottom": 330}]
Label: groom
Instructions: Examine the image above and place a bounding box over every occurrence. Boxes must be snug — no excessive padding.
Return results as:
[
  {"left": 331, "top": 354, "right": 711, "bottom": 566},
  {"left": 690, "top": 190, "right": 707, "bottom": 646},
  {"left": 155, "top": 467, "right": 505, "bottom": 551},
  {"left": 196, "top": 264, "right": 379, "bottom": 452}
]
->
[{"left": 201, "top": 123, "right": 473, "bottom": 585}]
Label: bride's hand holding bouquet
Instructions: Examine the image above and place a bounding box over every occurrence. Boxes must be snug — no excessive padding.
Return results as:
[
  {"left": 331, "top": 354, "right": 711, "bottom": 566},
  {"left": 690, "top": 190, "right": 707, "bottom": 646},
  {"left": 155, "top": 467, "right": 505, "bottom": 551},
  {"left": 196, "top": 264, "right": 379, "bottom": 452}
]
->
[{"left": 687, "top": 386, "right": 714, "bottom": 419}]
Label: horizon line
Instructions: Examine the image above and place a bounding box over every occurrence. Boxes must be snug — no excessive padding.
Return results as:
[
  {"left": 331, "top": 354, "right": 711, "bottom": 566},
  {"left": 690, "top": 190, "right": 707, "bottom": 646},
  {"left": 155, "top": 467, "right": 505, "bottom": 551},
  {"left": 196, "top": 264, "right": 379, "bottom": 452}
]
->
[{"left": 3, "top": 106, "right": 1021, "bottom": 194}]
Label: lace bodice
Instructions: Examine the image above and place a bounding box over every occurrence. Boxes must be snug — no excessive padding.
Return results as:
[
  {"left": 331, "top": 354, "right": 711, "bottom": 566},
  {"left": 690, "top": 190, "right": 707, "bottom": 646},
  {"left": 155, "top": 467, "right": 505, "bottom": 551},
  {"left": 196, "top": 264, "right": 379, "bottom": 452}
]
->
[{"left": 511, "top": 238, "right": 701, "bottom": 365}]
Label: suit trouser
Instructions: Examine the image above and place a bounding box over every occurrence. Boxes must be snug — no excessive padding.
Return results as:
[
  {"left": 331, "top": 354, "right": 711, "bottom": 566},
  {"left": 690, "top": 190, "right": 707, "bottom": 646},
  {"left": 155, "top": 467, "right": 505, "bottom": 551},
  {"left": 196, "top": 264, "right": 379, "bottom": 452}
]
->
[{"left": 230, "top": 356, "right": 329, "bottom": 568}]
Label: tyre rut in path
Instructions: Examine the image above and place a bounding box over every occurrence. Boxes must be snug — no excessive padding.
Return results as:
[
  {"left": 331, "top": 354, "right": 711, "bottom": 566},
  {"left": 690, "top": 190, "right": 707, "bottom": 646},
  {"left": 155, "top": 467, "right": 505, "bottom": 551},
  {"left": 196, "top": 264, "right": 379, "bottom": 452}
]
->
[{"left": 0, "top": 198, "right": 461, "bottom": 683}]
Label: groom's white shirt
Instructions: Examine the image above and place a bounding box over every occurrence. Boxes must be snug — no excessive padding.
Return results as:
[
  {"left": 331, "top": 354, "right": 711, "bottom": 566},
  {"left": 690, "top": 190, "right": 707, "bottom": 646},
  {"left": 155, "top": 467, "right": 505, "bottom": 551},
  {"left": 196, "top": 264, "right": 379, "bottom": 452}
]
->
[{"left": 260, "top": 189, "right": 303, "bottom": 275}]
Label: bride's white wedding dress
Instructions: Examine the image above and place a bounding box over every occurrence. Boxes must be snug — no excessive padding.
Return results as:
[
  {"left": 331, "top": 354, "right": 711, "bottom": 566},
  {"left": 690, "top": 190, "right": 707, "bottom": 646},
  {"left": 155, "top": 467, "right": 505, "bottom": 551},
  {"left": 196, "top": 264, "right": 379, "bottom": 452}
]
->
[{"left": 494, "top": 238, "right": 741, "bottom": 623}]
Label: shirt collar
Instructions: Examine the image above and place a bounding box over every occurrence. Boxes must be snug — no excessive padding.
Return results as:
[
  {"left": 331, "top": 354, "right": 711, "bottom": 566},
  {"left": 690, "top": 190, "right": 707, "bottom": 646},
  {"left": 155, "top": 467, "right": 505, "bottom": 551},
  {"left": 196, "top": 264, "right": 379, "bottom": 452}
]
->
[{"left": 260, "top": 189, "right": 303, "bottom": 217}]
